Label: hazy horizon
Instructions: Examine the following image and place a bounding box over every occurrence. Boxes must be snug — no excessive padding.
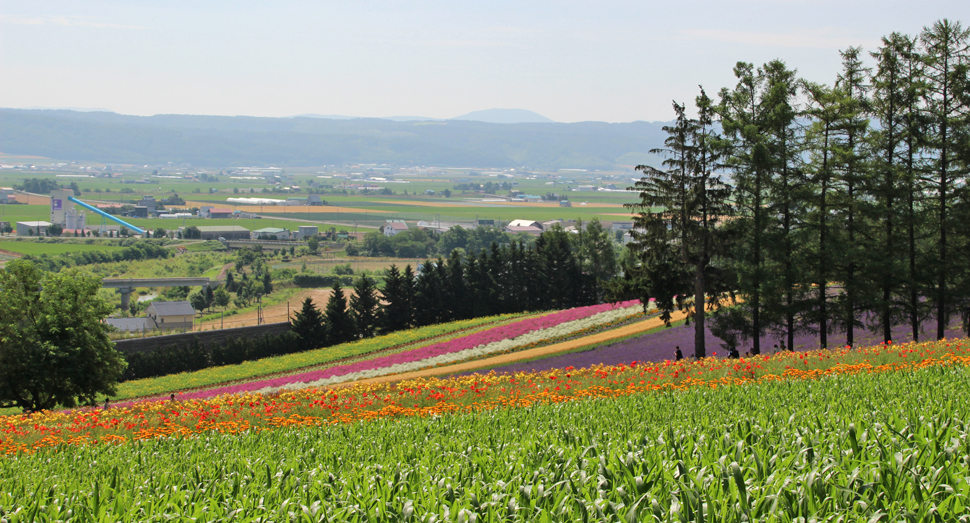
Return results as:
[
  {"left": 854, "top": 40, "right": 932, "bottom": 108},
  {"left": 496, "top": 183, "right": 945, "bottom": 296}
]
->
[{"left": 1, "top": 1, "right": 966, "bottom": 122}]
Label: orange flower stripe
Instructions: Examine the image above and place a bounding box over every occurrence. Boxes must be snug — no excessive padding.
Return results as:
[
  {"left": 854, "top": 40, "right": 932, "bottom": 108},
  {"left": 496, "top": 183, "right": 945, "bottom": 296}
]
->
[{"left": 1, "top": 338, "right": 967, "bottom": 455}]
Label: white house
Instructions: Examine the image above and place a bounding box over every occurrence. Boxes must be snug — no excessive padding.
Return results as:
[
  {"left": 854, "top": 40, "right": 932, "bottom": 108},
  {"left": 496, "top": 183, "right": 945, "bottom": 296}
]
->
[{"left": 382, "top": 221, "right": 409, "bottom": 237}]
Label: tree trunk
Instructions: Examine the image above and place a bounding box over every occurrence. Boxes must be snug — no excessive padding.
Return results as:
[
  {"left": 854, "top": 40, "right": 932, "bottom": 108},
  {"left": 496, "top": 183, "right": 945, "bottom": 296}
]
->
[{"left": 694, "top": 264, "right": 706, "bottom": 358}]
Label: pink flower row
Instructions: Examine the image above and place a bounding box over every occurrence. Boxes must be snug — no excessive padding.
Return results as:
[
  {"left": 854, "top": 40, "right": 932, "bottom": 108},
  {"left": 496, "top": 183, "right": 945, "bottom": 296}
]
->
[{"left": 176, "top": 300, "right": 641, "bottom": 401}]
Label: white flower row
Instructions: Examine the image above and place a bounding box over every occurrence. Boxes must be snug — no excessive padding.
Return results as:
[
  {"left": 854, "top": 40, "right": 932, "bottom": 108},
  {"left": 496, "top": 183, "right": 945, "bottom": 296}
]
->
[{"left": 254, "top": 303, "right": 650, "bottom": 394}]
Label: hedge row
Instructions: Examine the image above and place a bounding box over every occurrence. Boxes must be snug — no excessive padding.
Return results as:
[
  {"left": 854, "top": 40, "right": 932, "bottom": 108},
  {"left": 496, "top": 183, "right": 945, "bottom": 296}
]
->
[
  {"left": 291, "top": 274, "right": 355, "bottom": 288},
  {"left": 121, "top": 331, "right": 301, "bottom": 381}
]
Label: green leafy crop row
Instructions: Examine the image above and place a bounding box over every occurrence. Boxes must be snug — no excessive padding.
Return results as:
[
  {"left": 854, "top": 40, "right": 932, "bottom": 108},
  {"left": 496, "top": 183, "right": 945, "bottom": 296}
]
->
[{"left": 2, "top": 365, "right": 967, "bottom": 521}]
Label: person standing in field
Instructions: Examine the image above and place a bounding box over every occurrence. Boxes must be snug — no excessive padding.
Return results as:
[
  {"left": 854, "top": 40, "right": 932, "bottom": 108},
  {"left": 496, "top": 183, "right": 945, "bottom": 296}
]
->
[{"left": 675, "top": 346, "right": 683, "bottom": 361}]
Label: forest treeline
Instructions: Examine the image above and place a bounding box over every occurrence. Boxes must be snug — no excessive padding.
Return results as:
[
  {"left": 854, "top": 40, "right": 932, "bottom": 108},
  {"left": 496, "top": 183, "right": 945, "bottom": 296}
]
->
[
  {"left": 292, "top": 225, "right": 620, "bottom": 349},
  {"left": 618, "top": 19, "right": 970, "bottom": 358},
  {"left": 124, "top": 225, "right": 620, "bottom": 379}
]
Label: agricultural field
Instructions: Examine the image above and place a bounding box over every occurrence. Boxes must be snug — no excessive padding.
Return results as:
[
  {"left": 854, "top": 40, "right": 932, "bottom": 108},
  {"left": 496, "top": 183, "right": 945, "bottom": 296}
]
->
[
  {"left": 2, "top": 339, "right": 969, "bottom": 520},
  {"left": 0, "top": 240, "right": 125, "bottom": 256}
]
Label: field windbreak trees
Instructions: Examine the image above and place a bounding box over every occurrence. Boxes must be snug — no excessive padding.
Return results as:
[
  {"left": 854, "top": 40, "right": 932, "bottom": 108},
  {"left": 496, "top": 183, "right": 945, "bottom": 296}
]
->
[
  {"left": 919, "top": 19, "right": 970, "bottom": 340},
  {"left": 866, "top": 33, "right": 921, "bottom": 344},
  {"left": 758, "top": 59, "right": 811, "bottom": 352},
  {"left": 414, "top": 258, "right": 448, "bottom": 326},
  {"left": 626, "top": 91, "right": 731, "bottom": 358},
  {"left": 535, "top": 227, "right": 584, "bottom": 311},
  {"left": 718, "top": 62, "right": 779, "bottom": 354},
  {"left": 0, "top": 260, "right": 126, "bottom": 413},
  {"left": 831, "top": 47, "right": 872, "bottom": 348},
  {"left": 803, "top": 79, "right": 855, "bottom": 349}
]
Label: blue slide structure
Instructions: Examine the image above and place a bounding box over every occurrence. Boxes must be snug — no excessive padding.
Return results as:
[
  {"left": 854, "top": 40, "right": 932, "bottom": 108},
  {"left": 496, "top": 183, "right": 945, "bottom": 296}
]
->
[{"left": 68, "top": 196, "right": 146, "bottom": 235}]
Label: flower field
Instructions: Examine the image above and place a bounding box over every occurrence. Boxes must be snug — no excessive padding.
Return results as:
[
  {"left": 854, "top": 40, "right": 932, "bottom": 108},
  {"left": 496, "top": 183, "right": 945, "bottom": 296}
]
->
[
  {"left": 112, "top": 311, "right": 541, "bottom": 401},
  {"left": 121, "top": 300, "right": 644, "bottom": 403},
  {"left": 1, "top": 339, "right": 969, "bottom": 520},
  {"left": 3, "top": 337, "right": 967, "bottom": 454}
]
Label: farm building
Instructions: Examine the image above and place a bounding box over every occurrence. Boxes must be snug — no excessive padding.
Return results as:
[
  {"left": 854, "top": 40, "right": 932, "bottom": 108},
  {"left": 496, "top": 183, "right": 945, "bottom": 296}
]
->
[
  {"left": 504, "top": 225, "right": 543, "bottom": 236},
  {"left": 189, "top": 225, "right": 251, "bottom": 240},
  {"left": 294, "top": 226, "right": 318, "bottom": 239},
  {"left": 146, "top": 301, "right": 195, "bottom": 332},
  {"left": 307, "top": 194, "right": 325, "bottom": 206},
  {"left": 381, "top": 220, "right": 409, "bottom": 237},
  {"left": 507, "top": 219, "right": 543, "bottom": 230},
  {"left": 16, "top": 221, "right": 52, "bottom": 236},
  {"left": 198, "top": 206, "right": 233, "bottom": 219},
  {"left": 252, "top": 227, "right": 290, "bottom": 240}
]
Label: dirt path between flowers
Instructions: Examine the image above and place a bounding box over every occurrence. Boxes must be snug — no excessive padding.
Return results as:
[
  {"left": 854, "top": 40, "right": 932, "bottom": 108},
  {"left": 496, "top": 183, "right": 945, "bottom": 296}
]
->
[{"left": 346, "top": 307, "right": 695, "bottom": 387}]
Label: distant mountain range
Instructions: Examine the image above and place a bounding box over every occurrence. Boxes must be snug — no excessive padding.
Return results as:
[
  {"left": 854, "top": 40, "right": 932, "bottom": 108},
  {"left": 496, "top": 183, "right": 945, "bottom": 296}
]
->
[
  {"left": 0, "top": 108, "right": 668, "bottom": 170},
  {"left": 296, "top": 108, "right": 555, "bottom": 124}
]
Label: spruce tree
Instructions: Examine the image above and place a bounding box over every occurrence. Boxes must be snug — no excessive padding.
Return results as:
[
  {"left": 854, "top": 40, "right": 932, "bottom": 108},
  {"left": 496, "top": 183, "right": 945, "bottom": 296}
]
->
[
  {"left": 627, "top": 90, "right": 731, "bottom": 357},
  {"left": 290, "top": 297, "right": 325, "bottom": 349},
  {"left": 350, "top": 275, "right": 380, "bottom": 338},
  {"left": 445, "top": 249, "right": 471, "bottom": 321},
  {"left": 324, "top": 281, "right": 355, "bottom": 345},
  {"left": 379, "top": 264, "right": 413, "bottom": 332}
]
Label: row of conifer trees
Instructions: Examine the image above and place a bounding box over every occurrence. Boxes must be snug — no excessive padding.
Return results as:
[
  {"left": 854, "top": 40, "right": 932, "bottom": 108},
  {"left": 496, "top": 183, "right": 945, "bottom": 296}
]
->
[
  {"left": 621, "top": 19, "right": 970, "bottom": 358},
  {"left": 290, "top": 228, "right": 608, "bottom": 349}
]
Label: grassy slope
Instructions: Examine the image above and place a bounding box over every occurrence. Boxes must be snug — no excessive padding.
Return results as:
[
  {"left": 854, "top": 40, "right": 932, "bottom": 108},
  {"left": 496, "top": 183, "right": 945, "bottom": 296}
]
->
[{"left": 2, "top": 365, "right": 965, "bottom": 519}]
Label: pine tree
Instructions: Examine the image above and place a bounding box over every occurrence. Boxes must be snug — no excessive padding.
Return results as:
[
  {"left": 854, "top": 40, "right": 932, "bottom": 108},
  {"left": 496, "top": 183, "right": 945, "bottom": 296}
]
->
[
  {"left": 262, "top": 271, "right": 273, "bottom": 295},
  {"left": 718, "top": 63, "right": 776, "bottom": 354},
  {"left": 350, "top": 275, "right": 380, "bottom": 338},
  {"left": 536, "top": 227, "right": 581, "bottom": 310},
  {"left": 379, "top": 264, "right": 415, "bottom": 332},
  {"left": 445, "top": 249, "right": 471, "bottom": 321},
  {"left": 832, "top": 47, "right": 871, "bottom": 348},
  {"left": 627, "top": 90, "right": 731, "bottom": 357},
  {"left": 919, "top": 19, "right": 970, "bottom": 339},
  {"left": 759, "top": 59, "right": 810, "bottom": 352},
  {"left": 290, "top": 297, "right": 325, "bottom": 349},
  {"left": 324, "top": 281, "right": 355, "bottom": 345},
  {"left": 866, "top": 33, "right": 916, "bottom": 343},
  {"left": 414, "top": 259, "right": 447, "bottom": 326}
]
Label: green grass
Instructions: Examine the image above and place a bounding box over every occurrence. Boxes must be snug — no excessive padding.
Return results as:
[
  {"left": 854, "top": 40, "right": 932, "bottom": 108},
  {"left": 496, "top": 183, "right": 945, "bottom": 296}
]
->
[
  {"left": 0, "top": 241, "right": 125, "bottom": 256},
  {"left": 3, "top": 365, "right": 967, "bottom": 519}
]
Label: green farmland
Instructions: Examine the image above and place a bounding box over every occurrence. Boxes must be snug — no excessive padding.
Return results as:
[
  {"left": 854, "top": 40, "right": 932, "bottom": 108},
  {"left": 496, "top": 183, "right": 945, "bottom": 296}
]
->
[
  {"left": 2, "top": 366, "right": 967, "bottom": 520},
  {"left": 0, "top": 241, "right": 125, "bottom": 256}
]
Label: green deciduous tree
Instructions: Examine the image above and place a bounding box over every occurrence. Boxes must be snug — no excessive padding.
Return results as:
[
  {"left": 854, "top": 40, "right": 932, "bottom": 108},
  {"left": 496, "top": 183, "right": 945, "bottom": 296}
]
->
[{"left": 0, "top": 260, "right": 126, "bottom": 412}]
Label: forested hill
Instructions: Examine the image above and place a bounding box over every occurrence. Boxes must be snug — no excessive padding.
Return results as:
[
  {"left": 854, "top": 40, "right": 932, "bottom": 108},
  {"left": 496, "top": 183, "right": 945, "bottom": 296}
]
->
[{"left": 0, "top": 109, "right": 668, "bottom": 170}]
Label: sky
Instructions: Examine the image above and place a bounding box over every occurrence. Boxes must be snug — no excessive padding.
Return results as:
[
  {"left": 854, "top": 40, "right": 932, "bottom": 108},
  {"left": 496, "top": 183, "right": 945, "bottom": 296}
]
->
[{"left": 1, "top": 0, "right": 966, "bottom": 123}]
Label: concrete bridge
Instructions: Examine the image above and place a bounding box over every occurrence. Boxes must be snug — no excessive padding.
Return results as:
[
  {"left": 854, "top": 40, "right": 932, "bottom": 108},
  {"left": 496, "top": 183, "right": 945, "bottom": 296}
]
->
[{"left": 102, "top": 277, "right": 214, "bottom": 311}]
